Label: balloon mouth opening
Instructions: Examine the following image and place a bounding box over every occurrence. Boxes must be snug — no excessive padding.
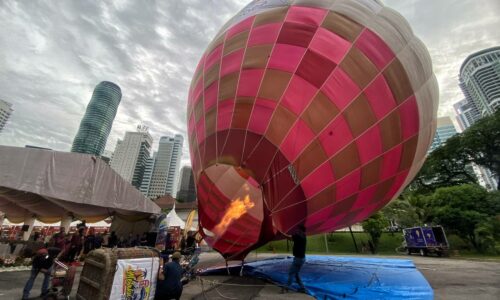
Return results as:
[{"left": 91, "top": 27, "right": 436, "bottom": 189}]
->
[{"left": 197, "top": 164, "right": 265, "bottom": 253}]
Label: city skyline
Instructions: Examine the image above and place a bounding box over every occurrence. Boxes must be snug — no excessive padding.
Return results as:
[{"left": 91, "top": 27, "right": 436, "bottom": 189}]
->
[{"left": 0, "top": 0, "right": 499, "bottom": 167}]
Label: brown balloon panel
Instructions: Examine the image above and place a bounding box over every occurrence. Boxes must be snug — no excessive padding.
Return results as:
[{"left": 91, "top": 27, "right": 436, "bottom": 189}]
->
[{"left": 188, "top": 0, "right": 439, "bottom": 259}]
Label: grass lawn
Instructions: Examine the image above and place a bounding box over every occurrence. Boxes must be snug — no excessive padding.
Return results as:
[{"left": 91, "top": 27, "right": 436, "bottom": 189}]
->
[
  {"left": 256, "top": 232, "right": 500, "bottom": 259},
  {"left": 257, "top": 232, "right": 404, "bottom": 255}
]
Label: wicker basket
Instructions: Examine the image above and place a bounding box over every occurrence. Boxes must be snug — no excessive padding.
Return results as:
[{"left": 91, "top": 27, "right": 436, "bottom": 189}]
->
[{"left": 76, "top": 247, "right": 160, "bottom": 300}]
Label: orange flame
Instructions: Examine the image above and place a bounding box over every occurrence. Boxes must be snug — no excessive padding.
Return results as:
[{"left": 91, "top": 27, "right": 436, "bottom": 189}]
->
[{"left": 213, "top": 194, "right": 255, "bottom": 236}]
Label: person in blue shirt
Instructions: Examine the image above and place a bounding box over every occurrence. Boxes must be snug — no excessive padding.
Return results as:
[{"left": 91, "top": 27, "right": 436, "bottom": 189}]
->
[{"left": 155, "top": 252, "right": 185, "bottom": 300}]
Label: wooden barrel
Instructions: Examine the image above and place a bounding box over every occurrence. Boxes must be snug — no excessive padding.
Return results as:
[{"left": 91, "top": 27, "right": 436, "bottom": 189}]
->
[{"left": 76, "top": 247, "right": 160, "bottom": 300}]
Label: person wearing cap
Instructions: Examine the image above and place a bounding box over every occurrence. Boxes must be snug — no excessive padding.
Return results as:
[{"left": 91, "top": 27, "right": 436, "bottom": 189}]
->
[
  {"left": 22, "top": 247, "right": 60, "bottom": 299},
  {"left": 155, "top": 251, "right": 185, "bottom": 300}
]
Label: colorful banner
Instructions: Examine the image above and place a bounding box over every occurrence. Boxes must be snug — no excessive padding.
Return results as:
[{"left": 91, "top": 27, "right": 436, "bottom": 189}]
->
[
  {"left": 110, "top": 257, "right": 160, "bottom": 300},
  {"left": 184, "top": 210, "right": 197, "bottom": 239},
  {"left": 155, "top": 214, "right": 168, "bottom": 251}
]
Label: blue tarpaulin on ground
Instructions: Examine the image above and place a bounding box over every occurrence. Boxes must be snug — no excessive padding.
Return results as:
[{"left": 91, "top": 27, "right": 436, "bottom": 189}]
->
[{"left": 203, "top": 256, "right": 433, "bottom": 300}]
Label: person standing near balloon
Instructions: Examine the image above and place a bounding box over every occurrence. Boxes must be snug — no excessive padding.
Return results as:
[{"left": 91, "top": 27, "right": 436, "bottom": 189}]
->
[
  {"left": 283, "top": 224, "right": 307, "bottom": 293},
  {"left": 155, "top": 252, "right": 185, "bottom": 300}
]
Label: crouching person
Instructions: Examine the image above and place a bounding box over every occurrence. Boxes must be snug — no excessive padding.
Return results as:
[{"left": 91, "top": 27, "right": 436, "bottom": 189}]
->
[
  {"left": 155, "top": 252, "right": 185, "bottom": 300},
  {"left": 22, "top": 247, "right": 60, "bottom": 300}
]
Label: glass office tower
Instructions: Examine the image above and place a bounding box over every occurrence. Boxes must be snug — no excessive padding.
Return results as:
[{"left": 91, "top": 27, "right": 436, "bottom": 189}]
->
[{"left": 71, "top": 81, "right": 122, "bottom": 156}]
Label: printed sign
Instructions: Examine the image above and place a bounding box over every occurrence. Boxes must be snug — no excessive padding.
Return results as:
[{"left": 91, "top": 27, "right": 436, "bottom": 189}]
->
[
  {"left": 405, "top": 228, "right": 427, "bottom": 247},
  {"left": 155, "top": 214, "right": 168, "bottom": 251},
  {"left": 110, "top": 257, "right": 160, "bottom": 300},
  {"left": 422, "top": 227, "right": 437, "bottom": 246}
]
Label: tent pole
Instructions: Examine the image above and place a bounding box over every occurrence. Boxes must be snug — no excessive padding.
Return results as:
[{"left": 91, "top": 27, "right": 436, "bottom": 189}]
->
[{"left": 22, "top": 216, "right": 35, "bottom": 241}]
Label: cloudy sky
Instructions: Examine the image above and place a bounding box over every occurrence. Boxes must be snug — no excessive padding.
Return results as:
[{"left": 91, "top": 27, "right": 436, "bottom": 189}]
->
[{"left": 0, "top": 0, "right": 499, "bottom": 166}]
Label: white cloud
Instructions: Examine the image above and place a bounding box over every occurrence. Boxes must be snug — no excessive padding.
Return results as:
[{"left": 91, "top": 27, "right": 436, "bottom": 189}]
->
[
  {"left": 384, "top": 0, "right": 500, "bottom": 119},
  {"left": 0, "top": 0, "right": 498, "bottom": 166}
]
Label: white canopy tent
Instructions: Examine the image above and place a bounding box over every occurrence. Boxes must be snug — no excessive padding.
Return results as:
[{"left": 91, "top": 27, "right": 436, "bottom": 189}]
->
[
  {"left": 166, "top": 205, "right": 185, "bottom": 229},
  {"left": 0, "top": 146, "right": 161, "bottom": 238}
]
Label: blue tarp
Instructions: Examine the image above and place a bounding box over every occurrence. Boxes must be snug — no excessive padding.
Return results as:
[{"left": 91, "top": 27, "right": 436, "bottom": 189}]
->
[{"left": 203, "top": 256, "right": 433, "bottom": 300}]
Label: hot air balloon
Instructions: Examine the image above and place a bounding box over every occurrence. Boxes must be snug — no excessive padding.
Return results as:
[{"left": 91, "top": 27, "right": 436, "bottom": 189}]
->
[{"left": 187, "top": 0, "right": 438, "bottom": 259}]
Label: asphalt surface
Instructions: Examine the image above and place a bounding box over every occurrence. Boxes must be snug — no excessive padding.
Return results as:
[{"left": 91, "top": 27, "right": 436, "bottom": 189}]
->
[
  {"left": 0, "top": 253, "right": 499, "bottom": 299},
  {"left": 410, "top": 255, "right": 500, "bottom": 300}
]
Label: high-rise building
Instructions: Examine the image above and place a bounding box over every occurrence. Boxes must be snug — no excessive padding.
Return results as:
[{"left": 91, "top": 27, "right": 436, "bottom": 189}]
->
[
  {"left": 429, "top": 117, "right": 458, "bottom": 153},
  {"left": 110, "top": 126, "right": 153, "bottom": 189},
  {"left": 455, "top": 48, "right": 500, "bottom": 190},
  {"left": 71, "top": 81, "right": 122, "bottom": 156},
  {"left": 176, "top": 166, "right": 196, "bottom": 202},
  {"left": 0, "top": 99, "right": 13, "bottom": 133},
  {"left": 140, "top": 156, "right": 155, "bottom": 196},
  {"left": 144, "top": 134, "right": 183, "bottom": 199},
  {"left": 167, "top": 135, "right": 183, "bottom": 196},
  {"left": 453, "top": 99, "right": 481, "bottom": 131},
  {"left": 459, "top": 47, "right": 500, "bottom": 121}
]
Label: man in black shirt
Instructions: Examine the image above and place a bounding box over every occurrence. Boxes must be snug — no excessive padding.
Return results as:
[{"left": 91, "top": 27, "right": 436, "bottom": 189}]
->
[
  {"left": 22, "top": 247, "right": 60, "bottom": 299},
  {"left": 83, "top": 228, "right": 96, "bottom": 255},
  {"left": 108, "top": 231, "right": 118, "bottom": 248},
  {"left": 284, "top": 224, "right": 307, "bottom": 293},
  {"left": 185, "top": 232, "right": 196, "bottom": 254},
  {"left": 155, "top": 252, "right": 185, "bottom": 300}
]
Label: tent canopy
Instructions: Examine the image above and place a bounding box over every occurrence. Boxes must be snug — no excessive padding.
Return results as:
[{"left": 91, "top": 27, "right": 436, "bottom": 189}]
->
[
  {"left": 166, "top": 206, "right": 185, "bottom": 229},
  {"left": 0, "top": 146, "right": 161, "bottom": 223},
  {"left": 152, "top": 194, "right": 197, "bottom": 210},
  {"left": 2, "top": 219, "right": 110, "bottom": 228}
]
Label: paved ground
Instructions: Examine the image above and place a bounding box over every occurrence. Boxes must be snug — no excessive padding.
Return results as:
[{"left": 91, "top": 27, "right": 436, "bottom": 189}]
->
[
  {"left": 410, "top": 256, "right": 500, "bottom": 300},
  {"left": 0, "top": 253, "right": 499, "bottom": 299}
]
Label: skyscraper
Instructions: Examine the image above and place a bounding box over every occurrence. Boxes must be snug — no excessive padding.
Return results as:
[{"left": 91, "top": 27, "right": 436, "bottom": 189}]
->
[
  {"left": 456, "top": 48, "right": 500, "bottom": 190},
  {"left": 71, "top": 81, "right": 122, "bottom": 156},
  {"left": 0, "top": 99, "right": 13, "bottom": 133},
  {"left": 176, "top": 166, "right": 196, "bottom": 202},
  {"left": 143, "top": 134, "right": 183, "bottom": 199},
  {"left": 459, "top": 47, "right": 500, "bottom": 122},
  {"left": 428, "top": 117, "right": 458, "bottom": 153},
  {"left": 140, "top": 156, "right": 155, "bottom": 196},
  {"left": 110, "top": 126, "right": 153, "bottom": 189},
  {"left": 453, "top": 99, "right": 481, "bottom": 131}
]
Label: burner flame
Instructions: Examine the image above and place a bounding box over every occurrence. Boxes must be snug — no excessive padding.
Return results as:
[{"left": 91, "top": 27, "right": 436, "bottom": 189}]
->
[{"left": 213, "top": 194, "right": 255, "bottom": 236}]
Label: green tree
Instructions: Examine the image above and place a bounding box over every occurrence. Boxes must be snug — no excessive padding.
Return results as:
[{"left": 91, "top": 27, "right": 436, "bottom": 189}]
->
[
  {"left": 410, "top": 134, "right": 477, "bottom": 194},
  {"left": 425, "top": 185, "right": 500, "bottom": 251},
  {"left": 382, "top": 198, "right": 421, "bottom": 229},
  {"left": 474, "top": 218, "right": 499, "bottom": 253},
  {"left": 362, "top": 212, "right": 388, "bottom": 253},
  {"left": 461, "top": 110, "right": 500, "bottom": 189},
  {"left": 409, "top": 110, "right": 500, "bottom": 193}
]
